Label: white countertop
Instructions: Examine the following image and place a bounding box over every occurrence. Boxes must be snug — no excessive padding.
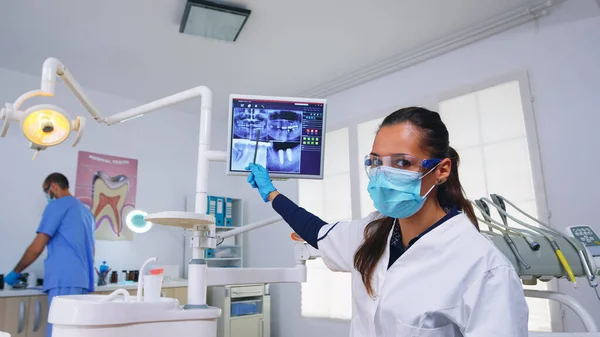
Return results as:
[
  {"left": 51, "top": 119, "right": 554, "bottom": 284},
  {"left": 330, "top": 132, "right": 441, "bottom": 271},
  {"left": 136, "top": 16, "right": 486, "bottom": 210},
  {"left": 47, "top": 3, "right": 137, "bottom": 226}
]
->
[
  {"left": 0, "top": 288, "right": 45, "bottom": 297},
  {"left": 0, "top": 279, "right": 189, "bottom": 298}
]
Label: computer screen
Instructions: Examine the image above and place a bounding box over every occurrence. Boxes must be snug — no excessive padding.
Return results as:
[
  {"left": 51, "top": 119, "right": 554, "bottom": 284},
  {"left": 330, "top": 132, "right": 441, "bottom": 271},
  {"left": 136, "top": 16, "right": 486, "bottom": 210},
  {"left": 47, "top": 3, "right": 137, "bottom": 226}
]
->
[{"left": 226, "top": 94, "right": 327, "bottom": 179}]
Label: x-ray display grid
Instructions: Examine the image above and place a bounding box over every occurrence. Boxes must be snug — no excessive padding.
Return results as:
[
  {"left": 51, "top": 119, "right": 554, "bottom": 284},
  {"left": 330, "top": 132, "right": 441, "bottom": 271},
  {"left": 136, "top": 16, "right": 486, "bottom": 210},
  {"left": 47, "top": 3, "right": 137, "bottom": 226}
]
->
[{"left": 229, "top": 98, "right": 325, "bottom": 177}]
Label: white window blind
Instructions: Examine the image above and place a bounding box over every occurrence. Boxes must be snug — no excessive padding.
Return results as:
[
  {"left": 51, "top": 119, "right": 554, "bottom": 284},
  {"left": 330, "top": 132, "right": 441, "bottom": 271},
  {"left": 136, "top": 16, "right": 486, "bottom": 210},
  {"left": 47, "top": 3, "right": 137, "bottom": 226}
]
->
[
  {"left": 298, "top": 127, "right": 353, "bottom": 320},
  {"left": 438, "top": 80, "right": 551, "bottom": 332},
  {"left": 357, "top": 117, "right": 384, "bottom": 217}
]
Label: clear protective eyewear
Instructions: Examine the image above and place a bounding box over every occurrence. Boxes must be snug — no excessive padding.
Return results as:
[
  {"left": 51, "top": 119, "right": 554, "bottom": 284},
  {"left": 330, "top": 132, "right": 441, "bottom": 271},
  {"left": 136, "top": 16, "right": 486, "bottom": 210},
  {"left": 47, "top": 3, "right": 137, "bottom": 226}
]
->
[{"left": 364, "top": 153, "right": 441, "bottom": 177}]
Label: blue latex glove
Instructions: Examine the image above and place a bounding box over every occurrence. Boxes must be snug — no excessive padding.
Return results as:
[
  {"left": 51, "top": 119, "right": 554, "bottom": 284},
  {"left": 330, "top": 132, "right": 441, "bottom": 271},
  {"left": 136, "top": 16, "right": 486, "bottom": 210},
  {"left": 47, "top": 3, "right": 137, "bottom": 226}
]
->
[
  {"left": 5, "top": 271, "right": 21, "bottom": 286},
  {"left": 245, "top": 163, "right": 276, "bottom": 202}
]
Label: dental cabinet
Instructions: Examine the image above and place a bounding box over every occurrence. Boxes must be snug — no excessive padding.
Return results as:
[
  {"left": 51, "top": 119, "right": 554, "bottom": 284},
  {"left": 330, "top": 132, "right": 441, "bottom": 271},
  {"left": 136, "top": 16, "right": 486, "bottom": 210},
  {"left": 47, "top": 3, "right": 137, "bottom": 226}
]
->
[
  {"left": 0, "top": 295, "right": 48, "bottom": 337},
  {"left": 207, "top": 284, "right": 271, "bottom": 337}
]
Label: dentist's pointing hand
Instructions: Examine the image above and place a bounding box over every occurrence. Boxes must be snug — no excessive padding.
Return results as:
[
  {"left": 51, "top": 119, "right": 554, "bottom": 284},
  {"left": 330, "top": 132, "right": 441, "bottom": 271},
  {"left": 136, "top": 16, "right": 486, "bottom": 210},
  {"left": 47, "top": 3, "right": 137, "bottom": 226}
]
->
[{"left": 245, "top": 163, "right": 276, "bottom": 202}]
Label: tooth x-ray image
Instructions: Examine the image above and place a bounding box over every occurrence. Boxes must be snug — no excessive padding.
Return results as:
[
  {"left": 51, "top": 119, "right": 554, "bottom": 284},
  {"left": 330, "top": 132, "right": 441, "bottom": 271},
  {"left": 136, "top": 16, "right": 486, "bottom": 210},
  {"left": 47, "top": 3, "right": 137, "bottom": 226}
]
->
[
  {"left": 266, "top": 142, "right": 301, "bottom": 173},
  {"left": 232, "top": 108, "right": 269, "bottom": 141},
  {"left": 231, "top": 108, "right": 303, "bottom": 173},
  {"left": 233, "top": 108, "right": 303, "bottom": 143},
  {"left": 230, "top": 138, "right": 269, "bottom": 171},
  {"left": 267, "top": 110, "right": 302, "bottom": 142}
]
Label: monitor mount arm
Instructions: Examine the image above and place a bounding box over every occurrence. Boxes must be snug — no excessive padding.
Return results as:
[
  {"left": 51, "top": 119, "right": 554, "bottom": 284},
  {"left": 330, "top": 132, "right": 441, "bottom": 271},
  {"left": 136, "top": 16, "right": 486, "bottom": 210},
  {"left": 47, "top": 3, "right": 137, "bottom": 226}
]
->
[{"left": 207, "top": 219, "right": 320, "bottom": 286}]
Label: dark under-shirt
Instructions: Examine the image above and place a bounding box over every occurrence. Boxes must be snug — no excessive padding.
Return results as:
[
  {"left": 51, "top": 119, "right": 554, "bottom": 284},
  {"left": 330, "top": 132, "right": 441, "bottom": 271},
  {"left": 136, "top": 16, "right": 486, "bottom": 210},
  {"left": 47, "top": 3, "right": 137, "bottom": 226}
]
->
[{"left": 272, "top": 194, "right": 459, "bottom": 269}]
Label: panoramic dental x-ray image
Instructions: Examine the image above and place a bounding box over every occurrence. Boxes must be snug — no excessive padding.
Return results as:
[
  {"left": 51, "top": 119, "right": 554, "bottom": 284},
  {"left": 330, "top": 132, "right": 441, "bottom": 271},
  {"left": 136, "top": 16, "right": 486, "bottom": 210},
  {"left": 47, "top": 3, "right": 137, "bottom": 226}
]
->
[{"left": 231, "top": 108, "right": 302, "bottom": 173}]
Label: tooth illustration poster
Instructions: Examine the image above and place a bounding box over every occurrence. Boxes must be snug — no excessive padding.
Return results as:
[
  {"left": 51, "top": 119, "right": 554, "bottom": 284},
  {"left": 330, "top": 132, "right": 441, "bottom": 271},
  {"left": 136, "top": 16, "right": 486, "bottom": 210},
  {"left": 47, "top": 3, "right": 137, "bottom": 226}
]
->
[{"left": 74, "top": 151, "right": 139, "bottom": 241}]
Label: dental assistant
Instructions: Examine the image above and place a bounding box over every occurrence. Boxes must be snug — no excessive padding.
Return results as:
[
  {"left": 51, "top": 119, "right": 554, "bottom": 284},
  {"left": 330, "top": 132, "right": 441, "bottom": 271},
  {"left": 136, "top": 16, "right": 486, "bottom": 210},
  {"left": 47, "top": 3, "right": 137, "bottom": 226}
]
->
[
  {"left": 4, "top": 173, "right": 95, "bottom": 337},
  {"left": 246, "top": 107, "right": 529, "bottom": 337}
]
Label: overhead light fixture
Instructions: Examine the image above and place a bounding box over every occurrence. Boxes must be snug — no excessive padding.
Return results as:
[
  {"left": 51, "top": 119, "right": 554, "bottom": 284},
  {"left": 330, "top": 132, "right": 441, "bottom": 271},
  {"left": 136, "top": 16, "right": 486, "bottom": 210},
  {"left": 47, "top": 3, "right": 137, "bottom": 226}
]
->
[{"left": 179, "top": 0, "right": 251, "bottom": 42}]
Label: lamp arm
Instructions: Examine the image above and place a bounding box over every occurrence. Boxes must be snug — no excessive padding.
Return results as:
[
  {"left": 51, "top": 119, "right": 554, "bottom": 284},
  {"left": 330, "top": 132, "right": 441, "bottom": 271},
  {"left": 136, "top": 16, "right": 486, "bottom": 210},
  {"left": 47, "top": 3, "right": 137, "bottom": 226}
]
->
[
  {"left": 60, "top": 68, "right": 104, "bottom": 122},
  {"left": 103, "top": 86, "right": 212, "bottom": 125},
  {"left": 216, "top": 217, "right": 283, "bottom": 240},
  {"left": 40, "top": 57, "right": 105, "bottom": 122},
  {"left": 38, "top": 58, "right": 213, "bottom": 127},
  {"left": 12, "top": 90, "right": 52, "bottom": 111}
]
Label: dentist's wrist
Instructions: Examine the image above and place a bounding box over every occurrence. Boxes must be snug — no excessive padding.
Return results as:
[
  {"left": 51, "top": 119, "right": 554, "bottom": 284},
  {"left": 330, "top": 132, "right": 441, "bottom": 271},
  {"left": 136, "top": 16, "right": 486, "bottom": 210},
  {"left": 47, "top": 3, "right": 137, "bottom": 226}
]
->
[{"left": 267, "top": 190, "right": 280, "bottom": 202}]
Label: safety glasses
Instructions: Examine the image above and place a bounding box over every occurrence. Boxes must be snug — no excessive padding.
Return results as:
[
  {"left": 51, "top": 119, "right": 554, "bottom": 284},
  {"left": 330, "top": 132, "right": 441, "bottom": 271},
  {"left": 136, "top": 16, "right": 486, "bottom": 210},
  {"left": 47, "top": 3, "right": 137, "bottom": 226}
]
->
[{"left": 364, "top": 154, "right": 441, "bottom": 177}]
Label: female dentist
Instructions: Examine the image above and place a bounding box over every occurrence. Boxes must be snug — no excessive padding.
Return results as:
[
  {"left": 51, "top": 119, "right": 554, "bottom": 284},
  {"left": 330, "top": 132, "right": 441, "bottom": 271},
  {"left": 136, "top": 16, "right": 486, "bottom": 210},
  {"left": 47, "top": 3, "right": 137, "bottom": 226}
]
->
[{"left": 245, "top": 107, "right": 528, "bottom": 337}]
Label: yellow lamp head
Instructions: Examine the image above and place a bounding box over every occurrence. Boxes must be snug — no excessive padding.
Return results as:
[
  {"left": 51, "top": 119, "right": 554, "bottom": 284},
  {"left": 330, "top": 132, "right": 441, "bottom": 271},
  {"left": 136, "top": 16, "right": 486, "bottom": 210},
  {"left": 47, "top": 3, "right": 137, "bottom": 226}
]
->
[{"left": 21, "top": 104, "right": 71, "bottom": 147}]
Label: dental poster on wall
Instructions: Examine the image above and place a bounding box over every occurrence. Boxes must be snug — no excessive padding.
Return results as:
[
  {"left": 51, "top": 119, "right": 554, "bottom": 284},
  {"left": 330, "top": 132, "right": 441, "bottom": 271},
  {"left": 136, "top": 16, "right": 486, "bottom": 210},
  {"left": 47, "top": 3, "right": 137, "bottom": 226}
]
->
[{"left": 74, "top": 151, "right": 138, "bottom": 241}]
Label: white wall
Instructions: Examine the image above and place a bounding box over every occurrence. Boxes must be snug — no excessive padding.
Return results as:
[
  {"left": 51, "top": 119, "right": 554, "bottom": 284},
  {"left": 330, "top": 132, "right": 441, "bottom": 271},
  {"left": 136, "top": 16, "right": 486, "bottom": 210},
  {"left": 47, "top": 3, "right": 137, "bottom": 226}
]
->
[
  {"left": 317, "top": 0, "right": 600, "bottom": 334},
  {"left": 0, "top": 67, "right": 200, "bottom": 279}
]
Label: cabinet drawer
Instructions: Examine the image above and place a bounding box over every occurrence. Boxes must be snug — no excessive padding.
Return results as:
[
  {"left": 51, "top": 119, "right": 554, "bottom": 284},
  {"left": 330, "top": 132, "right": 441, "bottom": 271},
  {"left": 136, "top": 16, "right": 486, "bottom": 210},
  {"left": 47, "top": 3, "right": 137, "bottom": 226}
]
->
[
  {"left": 230, "top": 315, "right": 264, "bottom": 337},
  {"left": 0, "top": 296, "right": 29, "bottom": 336},
  {"left": 27, "top": 296, "right": 48, "bottom": 337}
]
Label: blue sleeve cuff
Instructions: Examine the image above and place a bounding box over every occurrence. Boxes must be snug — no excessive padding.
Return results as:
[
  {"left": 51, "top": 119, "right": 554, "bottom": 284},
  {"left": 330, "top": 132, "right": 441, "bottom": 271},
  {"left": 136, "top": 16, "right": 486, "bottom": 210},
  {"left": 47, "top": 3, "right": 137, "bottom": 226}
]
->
[{"left": 272, "top": 194, "right": 327, "bottom": 249}]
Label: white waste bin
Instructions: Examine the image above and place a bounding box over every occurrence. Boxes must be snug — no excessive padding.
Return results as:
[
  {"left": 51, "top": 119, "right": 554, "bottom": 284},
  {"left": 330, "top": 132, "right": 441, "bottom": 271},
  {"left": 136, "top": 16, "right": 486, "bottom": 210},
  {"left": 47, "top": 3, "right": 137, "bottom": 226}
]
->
[{"left": 48, "top": 292, "right": 221, "bottom": 337}]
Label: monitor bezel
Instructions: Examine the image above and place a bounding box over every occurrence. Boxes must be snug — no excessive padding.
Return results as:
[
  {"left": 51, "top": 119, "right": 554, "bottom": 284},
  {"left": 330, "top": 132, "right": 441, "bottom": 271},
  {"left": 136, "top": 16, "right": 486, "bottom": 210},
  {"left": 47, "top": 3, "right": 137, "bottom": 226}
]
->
[{"left": 226, "top": 94, "right": 328, "bottom": 180}]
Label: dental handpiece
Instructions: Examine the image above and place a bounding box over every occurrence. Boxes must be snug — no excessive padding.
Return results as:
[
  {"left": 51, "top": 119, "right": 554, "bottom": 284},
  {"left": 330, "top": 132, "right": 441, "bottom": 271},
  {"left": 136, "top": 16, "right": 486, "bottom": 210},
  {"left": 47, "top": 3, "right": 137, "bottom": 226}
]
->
[
  {"left": 253, "top": 130, "right": 261, "bottom": 164},
  {"left": 490, "top": 195, "right": 540, "bottom": 251}
]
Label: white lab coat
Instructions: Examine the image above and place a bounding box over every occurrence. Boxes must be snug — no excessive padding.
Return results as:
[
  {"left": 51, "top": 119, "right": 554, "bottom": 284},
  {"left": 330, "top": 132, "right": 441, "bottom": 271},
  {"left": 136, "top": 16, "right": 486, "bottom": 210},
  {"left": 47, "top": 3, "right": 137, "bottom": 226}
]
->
[{"left": 317, "top": 211, "right": 529, "bottom": 337}]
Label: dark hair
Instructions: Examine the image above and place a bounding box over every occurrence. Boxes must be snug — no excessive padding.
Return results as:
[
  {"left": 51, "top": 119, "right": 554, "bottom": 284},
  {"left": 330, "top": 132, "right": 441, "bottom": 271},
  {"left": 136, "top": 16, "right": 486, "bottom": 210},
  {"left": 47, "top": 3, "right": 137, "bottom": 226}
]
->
[
  {"left": 353, "top": 107, "right": 478, "bottom": 296},
  {"left": 44, "top": 172, "right": 70, "bottom": 190}
]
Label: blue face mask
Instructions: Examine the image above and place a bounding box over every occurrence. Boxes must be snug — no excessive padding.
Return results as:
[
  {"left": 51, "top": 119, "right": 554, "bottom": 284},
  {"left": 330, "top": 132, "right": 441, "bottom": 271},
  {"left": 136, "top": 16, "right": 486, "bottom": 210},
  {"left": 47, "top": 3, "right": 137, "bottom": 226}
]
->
[
  {"left": 367, "top": 166, "right": 437, "bottom": 219},
  {"left": 46, "top": 193, "right": 56, "bottom": 203}
]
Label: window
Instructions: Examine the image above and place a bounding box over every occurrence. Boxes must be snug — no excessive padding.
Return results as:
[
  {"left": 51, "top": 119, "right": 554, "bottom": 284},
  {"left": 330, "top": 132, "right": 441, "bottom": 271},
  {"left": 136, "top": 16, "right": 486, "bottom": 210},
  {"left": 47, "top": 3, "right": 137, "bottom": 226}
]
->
[
  {"left": 357, "top": 117, "right": 384, "bottom": 217},
  {"left": 298, "top": 127, "right": 353, "bottom": 320},
  {"left": 437, "top": 80, "right": 552, "bottom": 332}
]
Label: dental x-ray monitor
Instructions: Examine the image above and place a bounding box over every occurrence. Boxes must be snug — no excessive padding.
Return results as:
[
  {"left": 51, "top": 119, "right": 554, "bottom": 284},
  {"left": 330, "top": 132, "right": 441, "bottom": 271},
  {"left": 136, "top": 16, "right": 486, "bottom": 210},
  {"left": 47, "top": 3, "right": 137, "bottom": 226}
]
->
[{"left": 226, "top": 94, "right": 327, "bottom": 179}]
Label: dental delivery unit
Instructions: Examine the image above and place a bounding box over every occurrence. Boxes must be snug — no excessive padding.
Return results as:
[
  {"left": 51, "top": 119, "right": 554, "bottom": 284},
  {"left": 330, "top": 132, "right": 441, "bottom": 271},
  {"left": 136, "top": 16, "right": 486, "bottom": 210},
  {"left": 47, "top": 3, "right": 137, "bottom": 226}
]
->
[{"left": 2, "top": 58, "right": 600, "bottom": 336}]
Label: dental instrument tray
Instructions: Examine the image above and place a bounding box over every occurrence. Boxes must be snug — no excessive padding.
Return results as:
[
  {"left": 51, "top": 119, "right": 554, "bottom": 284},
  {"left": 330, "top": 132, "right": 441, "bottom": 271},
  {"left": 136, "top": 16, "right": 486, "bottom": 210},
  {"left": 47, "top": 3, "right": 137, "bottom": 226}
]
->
[{"left": 145, "top": 211, "right": 215, "bottom": 230}]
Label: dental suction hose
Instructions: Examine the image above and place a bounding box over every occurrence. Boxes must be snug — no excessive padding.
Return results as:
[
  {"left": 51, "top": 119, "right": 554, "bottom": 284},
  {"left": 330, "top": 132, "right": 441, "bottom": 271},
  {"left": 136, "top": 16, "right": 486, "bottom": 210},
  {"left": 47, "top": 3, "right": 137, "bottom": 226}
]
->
[
  {"left": 504, "top": 234, "right": 531, "bottom": 269},
  {"left": 474, "top": 199, "right": 495, "bottom": 233},
  {"left": 489, "top": 195, "right": 540, "bottom": 251}
]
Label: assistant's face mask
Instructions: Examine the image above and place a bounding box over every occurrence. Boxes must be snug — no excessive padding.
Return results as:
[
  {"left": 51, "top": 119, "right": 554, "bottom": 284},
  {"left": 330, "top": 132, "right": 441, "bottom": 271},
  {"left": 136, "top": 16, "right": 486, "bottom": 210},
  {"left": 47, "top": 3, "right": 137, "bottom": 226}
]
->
[
  {"left": 367, "top": 166, "right": 437, "bottom": 219},
  {"left": 45, "top": 187, "right": 56, "bottom": 203}
]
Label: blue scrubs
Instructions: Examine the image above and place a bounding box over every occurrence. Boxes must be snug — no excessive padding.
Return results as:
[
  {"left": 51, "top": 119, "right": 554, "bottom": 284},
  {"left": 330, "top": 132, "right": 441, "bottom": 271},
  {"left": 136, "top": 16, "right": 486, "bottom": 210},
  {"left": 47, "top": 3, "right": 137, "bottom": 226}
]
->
[{"left": 36, "top": 196, "right": 95, "bottom": 337}]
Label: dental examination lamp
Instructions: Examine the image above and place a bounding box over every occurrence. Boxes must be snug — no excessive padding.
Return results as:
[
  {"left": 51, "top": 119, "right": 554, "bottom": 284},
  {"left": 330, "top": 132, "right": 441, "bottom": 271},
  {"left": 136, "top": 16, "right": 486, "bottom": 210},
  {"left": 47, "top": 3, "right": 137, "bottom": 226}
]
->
[
  {"left": 1, "top": 57, "right": 203, "bottom": 159},
  {"left": 0, "top": 58, "right": 92, "bottom": 159},
  {"left": 3, "top": 57, "right": 321, "bottom": 311}
]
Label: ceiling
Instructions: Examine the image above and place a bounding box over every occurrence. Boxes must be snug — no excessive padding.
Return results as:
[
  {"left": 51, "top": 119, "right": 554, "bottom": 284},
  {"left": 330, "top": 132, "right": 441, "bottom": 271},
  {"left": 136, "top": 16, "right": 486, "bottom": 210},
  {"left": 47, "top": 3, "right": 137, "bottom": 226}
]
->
[{"left": 0, "top": 0, "right": 543, "bottom": 117}]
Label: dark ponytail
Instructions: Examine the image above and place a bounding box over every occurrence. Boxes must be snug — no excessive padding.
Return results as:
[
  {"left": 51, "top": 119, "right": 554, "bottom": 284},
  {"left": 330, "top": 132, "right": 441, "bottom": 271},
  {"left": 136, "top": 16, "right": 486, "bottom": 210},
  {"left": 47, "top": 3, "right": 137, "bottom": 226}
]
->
[
  {"left": 438, "top": 146, "right": 478, "bottom": 229},
  {"left": 353, "top": 107, "right": 477, "bottom": 297}
]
